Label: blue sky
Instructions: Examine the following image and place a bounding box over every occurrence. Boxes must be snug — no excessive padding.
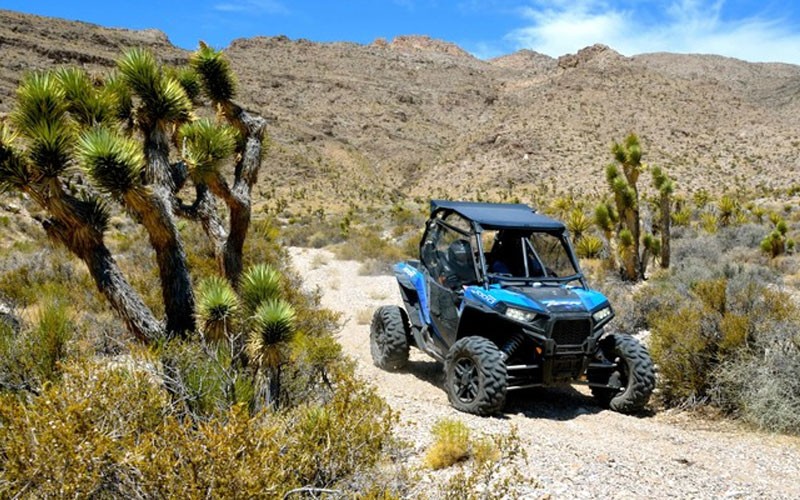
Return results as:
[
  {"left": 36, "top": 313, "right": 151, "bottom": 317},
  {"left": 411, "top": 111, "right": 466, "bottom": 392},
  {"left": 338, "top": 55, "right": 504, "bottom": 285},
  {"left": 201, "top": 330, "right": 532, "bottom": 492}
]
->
[{"left": 4, "top": 1, "right": 800, "bottom": 64}]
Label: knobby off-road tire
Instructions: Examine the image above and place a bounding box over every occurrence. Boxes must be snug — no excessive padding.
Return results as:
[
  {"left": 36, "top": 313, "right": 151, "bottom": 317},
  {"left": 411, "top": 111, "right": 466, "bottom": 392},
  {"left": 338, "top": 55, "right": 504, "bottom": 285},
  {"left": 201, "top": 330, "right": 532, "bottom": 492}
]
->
[
  {"left": 444, "top": 336, "right": 507, "bottom": 416},
  {"left": 590, "top": 334, "right": 655, "bottom": 414},
  {"left": 370, "top": 305, "right": 410, "bottom": 371}
]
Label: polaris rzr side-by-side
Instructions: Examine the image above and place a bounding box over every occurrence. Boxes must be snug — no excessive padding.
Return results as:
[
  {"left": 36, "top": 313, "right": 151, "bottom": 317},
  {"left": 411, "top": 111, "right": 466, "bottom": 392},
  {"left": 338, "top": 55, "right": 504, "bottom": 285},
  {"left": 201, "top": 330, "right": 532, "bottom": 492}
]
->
[{"left": 370, "top": 200, "right": 655, "bottom": 416}]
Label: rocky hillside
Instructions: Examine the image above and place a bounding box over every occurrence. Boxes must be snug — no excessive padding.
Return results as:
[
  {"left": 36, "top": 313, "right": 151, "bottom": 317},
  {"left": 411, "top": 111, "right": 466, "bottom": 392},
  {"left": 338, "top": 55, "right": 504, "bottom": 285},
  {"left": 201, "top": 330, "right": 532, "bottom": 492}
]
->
[{"left": 2, "top": 9, "right": 800, "bottom": 207}]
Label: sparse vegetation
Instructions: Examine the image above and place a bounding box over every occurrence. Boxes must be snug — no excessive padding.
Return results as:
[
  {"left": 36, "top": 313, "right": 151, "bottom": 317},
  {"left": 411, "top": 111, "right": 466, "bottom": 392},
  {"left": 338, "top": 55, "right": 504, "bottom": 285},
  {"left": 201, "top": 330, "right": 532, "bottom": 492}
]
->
[{"left": 2, "top": 11, "right": 800, "bottom": 497}]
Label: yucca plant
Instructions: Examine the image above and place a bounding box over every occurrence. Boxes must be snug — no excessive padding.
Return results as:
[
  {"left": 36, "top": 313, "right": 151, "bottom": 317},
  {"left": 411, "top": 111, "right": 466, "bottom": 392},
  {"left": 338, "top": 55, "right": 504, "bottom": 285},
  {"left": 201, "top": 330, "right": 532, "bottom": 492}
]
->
[
  {"left": 618, "top": 228, "right": 636, "bottom": 280},
  {"left": 576, "top": 234, "right": 604, "bottom": 259},
  {"left": 240, "top": 263, "right": 283, "bottom": 313},
  {"left": 717, "top": 195, "right": 739, "bottom": 227},
  {"left": 565, "top": 207, "right": 591, "bottom": 241},
  {"left": 247, "top": 298, "right": 296, "bottom": 408},
  {"left": 0, "top": 72, "right": 162, "bottom": 342},
  {"left": 196, "top": 276, "right": 240, "bottom": 343}
]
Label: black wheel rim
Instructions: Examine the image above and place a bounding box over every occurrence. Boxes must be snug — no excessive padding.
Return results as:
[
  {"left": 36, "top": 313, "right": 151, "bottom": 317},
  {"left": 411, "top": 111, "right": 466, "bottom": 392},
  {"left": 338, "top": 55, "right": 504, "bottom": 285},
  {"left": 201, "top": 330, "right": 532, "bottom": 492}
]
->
[{"left": 453, "top": 357, "right": 479, "bottom": 403}]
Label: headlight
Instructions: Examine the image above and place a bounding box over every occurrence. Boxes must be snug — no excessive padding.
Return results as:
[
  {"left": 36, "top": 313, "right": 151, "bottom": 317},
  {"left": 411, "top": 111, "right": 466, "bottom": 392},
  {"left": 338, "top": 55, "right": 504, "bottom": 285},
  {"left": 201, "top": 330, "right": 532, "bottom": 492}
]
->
[
  {"left": 505, "top": 307, "right": 538, "bottom": 323},
  {"left": 592, "top": 306, "right": 612, "bottom": 323}
]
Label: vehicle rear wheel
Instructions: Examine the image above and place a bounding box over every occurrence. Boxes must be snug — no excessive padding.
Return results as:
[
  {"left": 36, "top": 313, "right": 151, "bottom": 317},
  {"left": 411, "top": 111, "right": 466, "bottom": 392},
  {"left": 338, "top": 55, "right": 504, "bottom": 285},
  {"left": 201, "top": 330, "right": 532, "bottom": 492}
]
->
[
  {"left": 444, "top": 336, "right": 507, "bottom": 416},
  {"left": 589, "top": 334, "right": 655, "bottom": 413},
  {"left": 370, "top": 305, "right": 410, "bottom": 371}
]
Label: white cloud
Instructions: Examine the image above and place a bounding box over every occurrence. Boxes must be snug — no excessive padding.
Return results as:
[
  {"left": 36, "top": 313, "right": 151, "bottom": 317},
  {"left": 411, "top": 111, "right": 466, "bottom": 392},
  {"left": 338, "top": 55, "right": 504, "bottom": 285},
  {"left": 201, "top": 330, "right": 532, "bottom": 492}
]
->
[
  {"left": 506, "top": 0, "right": 800, "bottom": 64},
  {"left": 214, "top": 0, "right": 288, "bottom": 15}
]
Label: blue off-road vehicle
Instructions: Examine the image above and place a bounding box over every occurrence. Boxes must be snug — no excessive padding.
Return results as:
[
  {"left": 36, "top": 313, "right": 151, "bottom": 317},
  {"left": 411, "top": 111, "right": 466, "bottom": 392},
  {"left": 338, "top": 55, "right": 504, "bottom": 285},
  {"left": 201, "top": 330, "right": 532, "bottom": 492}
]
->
[{"left": 370, "top": 200, "right": 655, "bottom": 416}]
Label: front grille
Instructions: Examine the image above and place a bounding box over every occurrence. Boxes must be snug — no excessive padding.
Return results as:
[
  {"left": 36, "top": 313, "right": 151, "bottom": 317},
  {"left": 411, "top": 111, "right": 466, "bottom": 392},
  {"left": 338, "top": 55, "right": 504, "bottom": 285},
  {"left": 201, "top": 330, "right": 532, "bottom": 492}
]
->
[{"left": 551, "top": 319, "right": 591, "bottom": 346}]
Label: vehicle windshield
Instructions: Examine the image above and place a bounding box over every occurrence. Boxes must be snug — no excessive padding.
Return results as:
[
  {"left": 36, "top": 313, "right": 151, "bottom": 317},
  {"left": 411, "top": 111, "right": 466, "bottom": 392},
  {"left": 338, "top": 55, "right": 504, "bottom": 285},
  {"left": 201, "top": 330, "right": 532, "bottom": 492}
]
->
[{"left": 484, "top": 229, "right": 579, "bottom": 283}]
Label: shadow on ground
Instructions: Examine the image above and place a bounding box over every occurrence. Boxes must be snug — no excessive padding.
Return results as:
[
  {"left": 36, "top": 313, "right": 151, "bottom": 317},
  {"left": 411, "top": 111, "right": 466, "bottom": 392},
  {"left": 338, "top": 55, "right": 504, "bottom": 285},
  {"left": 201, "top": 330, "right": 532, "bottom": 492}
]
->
[{"left": 400, "top": 360, "right": 654, "bottom": 421}]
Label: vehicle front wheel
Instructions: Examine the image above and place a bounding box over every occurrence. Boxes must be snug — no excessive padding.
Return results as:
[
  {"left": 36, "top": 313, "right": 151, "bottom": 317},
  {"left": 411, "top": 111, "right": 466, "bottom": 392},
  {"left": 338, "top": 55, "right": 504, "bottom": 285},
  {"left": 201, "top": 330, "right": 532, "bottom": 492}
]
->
[
  {"left": 589, "top": 334, "right": 655, "bottom": 414},
  {"left": 444, "top": 336, "right": 507, "bottom": 416},
  {"left": 370, "top": 305, "right": 410, "bottom": 371}
]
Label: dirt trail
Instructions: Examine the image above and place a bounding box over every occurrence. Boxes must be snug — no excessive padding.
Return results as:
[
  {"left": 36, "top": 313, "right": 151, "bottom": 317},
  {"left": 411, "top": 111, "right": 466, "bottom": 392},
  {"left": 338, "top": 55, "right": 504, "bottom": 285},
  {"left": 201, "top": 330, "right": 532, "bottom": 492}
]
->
[{"left": 290, "top": 247, "right": 800, "bottom": 499}]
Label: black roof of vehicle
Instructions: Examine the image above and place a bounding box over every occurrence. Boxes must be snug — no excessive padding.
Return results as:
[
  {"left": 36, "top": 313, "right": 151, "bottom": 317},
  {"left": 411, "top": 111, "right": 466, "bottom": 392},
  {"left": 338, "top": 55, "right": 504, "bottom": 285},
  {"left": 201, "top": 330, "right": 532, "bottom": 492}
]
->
[{"left": 430, "top": 200, "right": 566, "bottom": 231}]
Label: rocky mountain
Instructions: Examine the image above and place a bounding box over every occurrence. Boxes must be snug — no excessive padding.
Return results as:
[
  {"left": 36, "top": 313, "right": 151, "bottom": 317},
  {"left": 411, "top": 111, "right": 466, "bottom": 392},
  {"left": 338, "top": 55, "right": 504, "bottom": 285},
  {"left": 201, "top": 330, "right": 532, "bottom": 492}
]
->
[{"left": 2, "top": 8, "right": 800, "bottom": 209}]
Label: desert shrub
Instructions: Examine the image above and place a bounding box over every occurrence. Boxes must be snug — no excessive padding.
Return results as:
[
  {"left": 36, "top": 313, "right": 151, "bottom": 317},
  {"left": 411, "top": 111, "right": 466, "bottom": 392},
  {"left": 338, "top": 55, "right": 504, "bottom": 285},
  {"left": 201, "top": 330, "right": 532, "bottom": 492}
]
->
[
  {"left": 714, "top": 320, "right": 800, "bottom": 434},
  {"left": 424, "top": 418, "right": 472, "bottom": 469},
  {"left": 160, "top": 339, "right": 247, "bottom": 421},
  {"left": 0, "top": 360, "right": 169, "bottom": 498},
  {"left": 435, "top": 426, "right": 533, "bottom": 499},
  {"left": 0, "top": 360, "right": 396, "bottom": 498},
  {"left": 649, "top": 303, "right": 716, "bottom": 405},
  {"left": 334, "top": 228, "right": 408, "bottom": 271},
  {"left": 0, "top": 293, "right": 76, "bottom": 392},
  {"left": 280, "top": 215, "right": 345, "bottom": 248},
  {"left": 649, "top": 266, "right": 800, "bottom": 429}
]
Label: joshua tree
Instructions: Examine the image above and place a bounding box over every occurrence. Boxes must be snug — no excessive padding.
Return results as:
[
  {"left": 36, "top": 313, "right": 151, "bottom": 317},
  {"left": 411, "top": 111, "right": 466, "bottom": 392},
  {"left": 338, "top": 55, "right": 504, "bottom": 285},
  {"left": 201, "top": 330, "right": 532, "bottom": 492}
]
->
[
  {"left": 606, "top": 133, "right": 644, "bottom": 281},
  {"left": 593, "top": 201, "right": 617, "bottom": 269},
  {"left": 603, "top": 134, "right": 675, "bottom": 280},
  {"left": 0, "top": 45, "right": 266, "bottom": 341},
  {"left": 651, "top": 165, "right": 674, "bottom": 268}
]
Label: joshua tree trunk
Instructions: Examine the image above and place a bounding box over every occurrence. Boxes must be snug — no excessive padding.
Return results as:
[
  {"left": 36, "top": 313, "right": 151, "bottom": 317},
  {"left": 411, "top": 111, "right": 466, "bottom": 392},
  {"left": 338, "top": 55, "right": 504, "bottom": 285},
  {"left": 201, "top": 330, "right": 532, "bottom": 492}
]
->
[
  {"left": 211, "top": 106, "right": 267, "bottom": 285},
  {"left": 84, "top": 244, "right": 163, "bottom": 342},
  {"left": 41, "top": 214, "right": 161, "bottom": 343},
  {"left": 142, "top": 128, "right": 196, "bottom": 336},
  {"left": 660, "top": 195, "right": 671, "bottom": 269},
  {"left": 268, "top": 365, "right": 281, "bottom": 409},
  {"left": 630, "top": 187, "right": 641, "bottom": 281}
]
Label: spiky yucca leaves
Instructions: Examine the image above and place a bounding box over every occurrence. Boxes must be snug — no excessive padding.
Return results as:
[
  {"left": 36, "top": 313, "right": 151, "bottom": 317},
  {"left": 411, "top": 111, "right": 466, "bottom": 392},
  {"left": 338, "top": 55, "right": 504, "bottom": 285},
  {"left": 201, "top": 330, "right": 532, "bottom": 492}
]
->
[
  {"left": 240, "top": 264, "right": 282, "bottom": 313},
  {"left": 247, "top": 298, "right": 296, "bottom": 370},
  {"left": 117, "top": 48, "right": 191, "bottom": 129},
  {"left": 717, "top": 195, "right": 739, "bottom": 227},
  {"left": 167, "top": 66, "right": 202, "bottom": 102},
  {"left": 0, "top": 125, "right": 31, "bottom": 191},
  {"left": 102, "top": 71, "right": 134, "bottom": 124},
  {"left": 55, "top": 67, "right": 116, "bottom": 127},
  {"left": 196, "top": 276, "right": 240, "bottom": 343},
  {"left": 594, "top": 202, "right": 617, "bottom": 269},
  {"left": 190, "top": 42, "right": 236, "bottom": 104},
  {"left": 11, "top": 72, "right": 67, "bottom": 137},
  {"left": 618, "top": 228, "right": 637, "bottom": 279},
  {"left": 566, "top": 208, "right": 591, "bottom": 241},
  {"left": 576, "top": 234, "right": 604, "bottom": 259},
  {"left": 78, "top": 127, "right": 144, "bottom": 196},
  {"left": 612, "top": 133, "right": 643, "bottom": 185},
  {"left": 11, "top": 72, "right": 74, "bottom": 180},
  {"left": 178, "top": 118, "right": 237, "bottom": 183}
]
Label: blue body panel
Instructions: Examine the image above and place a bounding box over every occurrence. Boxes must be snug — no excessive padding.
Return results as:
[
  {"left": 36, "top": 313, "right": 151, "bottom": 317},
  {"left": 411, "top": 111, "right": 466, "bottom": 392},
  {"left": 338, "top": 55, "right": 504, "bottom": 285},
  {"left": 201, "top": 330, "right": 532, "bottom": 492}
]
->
[
  {"left": 394, "top": 261, "right": 431, "bottom": 325},
  {"left": 394, "top": 263, "right": 611, "bottom": 327},
  {"left": 570, "top": 287, "right": 609, "bottom": 312},
  {"left": 464, "top": 283, "right": 609, "bottom": 316}
]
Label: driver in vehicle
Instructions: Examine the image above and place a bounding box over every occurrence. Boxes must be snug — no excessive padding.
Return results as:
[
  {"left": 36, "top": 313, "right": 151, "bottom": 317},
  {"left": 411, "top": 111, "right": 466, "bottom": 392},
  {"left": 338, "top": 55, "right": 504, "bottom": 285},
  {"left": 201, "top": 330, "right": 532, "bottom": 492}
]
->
[{"left": 487, "top": 231, "right": 543, "bottom": 277}]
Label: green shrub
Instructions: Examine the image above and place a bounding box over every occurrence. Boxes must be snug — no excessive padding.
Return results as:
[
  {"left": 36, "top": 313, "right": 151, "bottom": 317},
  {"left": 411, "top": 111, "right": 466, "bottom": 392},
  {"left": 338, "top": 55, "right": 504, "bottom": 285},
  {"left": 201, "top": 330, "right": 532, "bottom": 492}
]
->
[
  {"left": 648, "top": 267, "right": 800, "bottom": 433},
  {"left": 0, "top": 356, "right": 396, "bottom": 498},
  {"left": 424, "top": 418, "right": 471, "bottom": 469},
  {"left": 0, "top": 293, "right": 76, "bottom": 392}
]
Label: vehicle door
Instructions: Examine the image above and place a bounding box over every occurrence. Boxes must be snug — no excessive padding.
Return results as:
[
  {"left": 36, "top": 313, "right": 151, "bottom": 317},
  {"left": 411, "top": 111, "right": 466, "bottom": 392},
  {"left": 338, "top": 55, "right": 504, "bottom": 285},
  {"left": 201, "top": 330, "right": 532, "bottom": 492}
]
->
[{"left": 420, "top": 213, "right": 478, "bottom": 347}]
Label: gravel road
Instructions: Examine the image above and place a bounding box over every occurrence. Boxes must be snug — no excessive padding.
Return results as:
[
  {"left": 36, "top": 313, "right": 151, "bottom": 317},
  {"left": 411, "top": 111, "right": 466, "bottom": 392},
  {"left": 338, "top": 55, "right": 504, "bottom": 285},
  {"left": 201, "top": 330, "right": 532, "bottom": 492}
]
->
[{"left": 290, "top": 247, "right": 800, "bottom": 499}]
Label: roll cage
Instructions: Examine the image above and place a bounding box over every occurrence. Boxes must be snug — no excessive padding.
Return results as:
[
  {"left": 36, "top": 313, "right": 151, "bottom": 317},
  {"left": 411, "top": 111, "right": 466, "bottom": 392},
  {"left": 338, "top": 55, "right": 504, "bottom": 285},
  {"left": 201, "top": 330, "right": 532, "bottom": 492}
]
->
[{"left": 420, "top": 200, "right": 588, "bottom": 289}]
